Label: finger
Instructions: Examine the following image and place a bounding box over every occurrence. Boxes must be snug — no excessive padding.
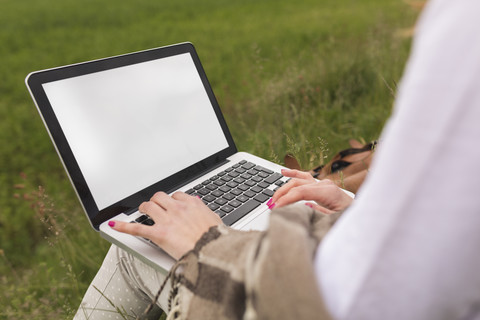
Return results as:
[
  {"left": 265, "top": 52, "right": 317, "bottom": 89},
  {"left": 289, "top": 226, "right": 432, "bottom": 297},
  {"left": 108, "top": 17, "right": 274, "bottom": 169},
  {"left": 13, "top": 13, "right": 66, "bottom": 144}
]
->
[
  {"left": 271, "top": 178, "right": 312, "bottom": 204},
  {"left": 109, "top": 220, "right": 158, "bottom": 240},
  {"left": 138, "top": 201, "right": 148, "bottom": 213},
  {"left": 281, "top": 168, "right": 315, "bottom": 180},
  {"left": 304, "top": 202, "right": 334, "bottom": 214},
  {"left": 170, "top": 191, "right": 206, "bottom": 216},
  {"left": 139, "top": 199, "right": 168, "bottom": 222},
  {"left": 171, "top": 191, "right": 197, "bottom": 202},
  {"left": 172, "top": 192, "right": 212, "bottom": 214},
  {"left": 150, "top": 191, "right": 177, "bottom": 211},
  {"left": 275, "top": 184, "right": 326, "bottom": 208}
]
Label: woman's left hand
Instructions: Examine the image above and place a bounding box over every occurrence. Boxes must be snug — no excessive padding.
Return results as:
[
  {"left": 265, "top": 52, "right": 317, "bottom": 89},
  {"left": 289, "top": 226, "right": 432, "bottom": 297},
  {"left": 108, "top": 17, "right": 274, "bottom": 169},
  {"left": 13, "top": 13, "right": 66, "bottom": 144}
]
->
[
  {"left": 271, "top": 169, "right": 353, "bottom": 213},
  {"left": 109, "top": 191, "right": 222, "bottom": 260}
]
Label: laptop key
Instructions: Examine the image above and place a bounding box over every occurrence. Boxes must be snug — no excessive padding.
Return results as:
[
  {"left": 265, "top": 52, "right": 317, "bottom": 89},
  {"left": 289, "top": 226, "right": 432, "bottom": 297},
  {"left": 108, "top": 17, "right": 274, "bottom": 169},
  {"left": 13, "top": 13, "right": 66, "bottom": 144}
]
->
[
  {"left": 221, "top": 175, "right": 233, "bottom": 182},
  {"left": 254, "top": 193, "right": 270, "bottom": 203},
  {"left": 203, "top": 194, "right": 216, "bottom": 202},
  {"left": 208, "top": 203, "right": 220, "bottom": 211},
  {"left": 223, "top": 199, "right": 262, "bottom": 226},
  {"left": 250, "top": 186, "right": 263, "bottom": 193},
  {"left": 244, "top": 190, "right": 256, "bottom": 198},
  {"left": 142, "top": 218, "right": 155, "bottom": 226},
  {"left": 220, "top": 205, "right": 234, "bottom": 213},
  {"left": 237, "top": 184, "right": 250, "bottom": 191},
  {"left": 242, "top": 162, "right": 256, "bottom": 170},
  {"left": 245, "top": 180, "right": 256, "bottom": 187},
  {"left": 219, "top": 186, "right": 231, "bottom": 193},
  {"left": 233, "top": 177, "right": 246, "bottom": 184},
  {"left": 258, "top": 172, "right": 270, "bottom": 178},
  {"left": 258, "top": 181, "right": 270, "bottom": 189},
  {"left": 206, "top": 184, "right": 217, "bottom": 191},
  {"left": 262, "top": 189, "right": 275, "bottom": 197},
  {"left": 237, "top": 195, "right": 249, "bottom": 202},
  {"left": 235, "top": 167, "right": 246, "bottom": 174},
  {"left": 264, "top": 173, "right": 283, "bottom": 184},
  {"left": 135, "top": 215, "right": 148, "bottom": 223},
  {"left": 214, "top": 198, "right": 228, "bottom": 206},
  {"left": 228, "top": 171, "right": 240, "bottom": 178},
  {"left": 215, "top": 210, "right": 226, "bottom": 218},
  {"left": 222, "top": 193, "right": 236, "bottom": 201},
  {"left": 226, "top": 181, "right": 239, "bottom": 188},
  {"left": 254, "top": 166, "right": 274, "bottom": 174},
  {"left": 251, "top": 176, "right": 262, "bottom": 183},
  {"left": 240, "top": 173, "right": 252, "bottom": 180},
  {"left": 229, "top": 200, "right": 242, "bottom": 208},
  {"left": 197, "top": 188, "right": 210, "bottom": 196},
  {"left": 213, "top": 180, "right": 225, "bottom": 186},
  {"left": 231, "top": 189, "right": 243, "bottom": 196},
  {"left": 211, "top": 190, "right": 224, "bottom": 197}
]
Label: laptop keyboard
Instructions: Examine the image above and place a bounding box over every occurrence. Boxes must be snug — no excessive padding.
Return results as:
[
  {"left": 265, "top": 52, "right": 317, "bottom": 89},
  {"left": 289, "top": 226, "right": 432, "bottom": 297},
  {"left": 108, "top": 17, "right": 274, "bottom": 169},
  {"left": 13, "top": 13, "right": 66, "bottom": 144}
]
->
[{"left": 132, "top": 160, "right": 286, "bottom": 228}]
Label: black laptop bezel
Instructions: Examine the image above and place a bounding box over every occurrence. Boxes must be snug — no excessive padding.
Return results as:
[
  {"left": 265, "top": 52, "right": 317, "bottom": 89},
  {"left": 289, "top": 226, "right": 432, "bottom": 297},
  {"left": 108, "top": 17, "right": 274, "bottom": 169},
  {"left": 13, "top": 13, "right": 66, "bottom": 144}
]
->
[{"left": 26, "top": 42, "right": 237, "bottom": 230}]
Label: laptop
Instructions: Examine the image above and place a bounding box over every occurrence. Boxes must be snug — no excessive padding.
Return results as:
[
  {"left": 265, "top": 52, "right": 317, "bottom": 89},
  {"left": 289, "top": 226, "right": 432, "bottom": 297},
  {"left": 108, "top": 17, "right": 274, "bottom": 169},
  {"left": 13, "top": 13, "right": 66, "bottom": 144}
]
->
[{"left": 26, "top": 42, "right": 289, "bottom": 273}]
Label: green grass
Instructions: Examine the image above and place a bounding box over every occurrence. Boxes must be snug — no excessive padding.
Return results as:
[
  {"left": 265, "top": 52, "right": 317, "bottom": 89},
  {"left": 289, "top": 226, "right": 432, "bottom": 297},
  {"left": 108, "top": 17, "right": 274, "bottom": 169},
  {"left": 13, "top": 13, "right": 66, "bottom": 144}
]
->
[{"left": 0, "top": 0, "right": 417, "bottom": 318}]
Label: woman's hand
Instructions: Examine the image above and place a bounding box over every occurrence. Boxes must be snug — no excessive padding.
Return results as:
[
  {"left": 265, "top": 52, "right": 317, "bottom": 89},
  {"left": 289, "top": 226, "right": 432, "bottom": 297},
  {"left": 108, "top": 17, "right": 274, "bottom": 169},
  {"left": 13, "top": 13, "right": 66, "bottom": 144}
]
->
[
  {"left": 270, "top": 169, "right": 353, "bottom": 214},
  {"left": 109, "top": 191, "right": 222, "bottom": 260}
]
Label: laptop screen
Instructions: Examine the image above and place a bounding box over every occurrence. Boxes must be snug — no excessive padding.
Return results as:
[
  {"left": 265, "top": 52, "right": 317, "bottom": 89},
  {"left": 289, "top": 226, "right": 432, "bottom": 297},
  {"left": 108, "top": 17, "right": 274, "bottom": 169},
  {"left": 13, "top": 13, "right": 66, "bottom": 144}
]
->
[
  {"left": 42, "top": 52, "right": 229, "bottom": 210},
  {"left": 26, "top": 43, "right": 237, "bottom": 229}
]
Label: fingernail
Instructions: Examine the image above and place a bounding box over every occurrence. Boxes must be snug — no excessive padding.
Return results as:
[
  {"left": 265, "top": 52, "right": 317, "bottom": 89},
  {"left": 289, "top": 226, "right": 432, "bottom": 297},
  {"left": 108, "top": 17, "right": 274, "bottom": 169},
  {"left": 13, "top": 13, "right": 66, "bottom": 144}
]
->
[
  {"left": 195, "top": 195, "right": 201, "bottom": 199},
  {"left": 268, "top": 203, "right": 276, "bottom": 210},
  {"left": 108, "top": 221, "right": 115, "bottom": 227},
  {"left": 305, "top": 203, "right": 313, "bottom": 208},
  {"left": 267, "top": 198, "right": 272, "bottom": 206}
]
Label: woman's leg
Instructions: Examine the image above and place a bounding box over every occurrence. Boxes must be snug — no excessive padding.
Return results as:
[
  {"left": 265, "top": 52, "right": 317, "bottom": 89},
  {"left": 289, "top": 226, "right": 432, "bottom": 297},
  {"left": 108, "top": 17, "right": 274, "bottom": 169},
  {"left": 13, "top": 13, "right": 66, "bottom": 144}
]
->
[{"left": 74, "top": 245, "right": 170, "bottom": 320}]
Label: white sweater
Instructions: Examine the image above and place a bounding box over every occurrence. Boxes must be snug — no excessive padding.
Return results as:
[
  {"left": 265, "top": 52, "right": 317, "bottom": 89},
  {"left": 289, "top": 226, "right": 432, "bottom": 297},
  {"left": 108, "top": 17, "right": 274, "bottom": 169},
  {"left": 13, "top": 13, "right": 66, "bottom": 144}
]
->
[{"left": 315, "top": 0, "right": 480, "bottom": 319}]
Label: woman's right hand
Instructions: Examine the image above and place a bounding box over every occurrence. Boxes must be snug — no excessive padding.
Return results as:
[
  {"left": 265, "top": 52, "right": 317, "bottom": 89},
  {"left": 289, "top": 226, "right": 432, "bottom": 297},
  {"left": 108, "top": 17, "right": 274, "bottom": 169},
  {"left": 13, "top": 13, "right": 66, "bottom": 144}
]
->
[{"left": 270, "top": 169, "right": 353, "bottom": 214}]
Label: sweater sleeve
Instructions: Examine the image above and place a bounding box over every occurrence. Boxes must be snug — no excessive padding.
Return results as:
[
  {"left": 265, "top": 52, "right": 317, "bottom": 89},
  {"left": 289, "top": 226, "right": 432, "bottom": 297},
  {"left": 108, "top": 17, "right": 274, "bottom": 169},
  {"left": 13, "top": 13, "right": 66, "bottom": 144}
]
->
[{"left": 168, "top": 204, "right": 341, "bottom": 320}]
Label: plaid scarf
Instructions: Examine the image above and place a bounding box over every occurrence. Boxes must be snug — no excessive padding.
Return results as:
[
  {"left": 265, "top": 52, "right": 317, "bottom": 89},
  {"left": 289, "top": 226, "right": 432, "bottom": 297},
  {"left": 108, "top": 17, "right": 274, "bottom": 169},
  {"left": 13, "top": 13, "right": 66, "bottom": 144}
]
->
[{"left": 159, "top": 204, "right": 341, "bottom": 320}]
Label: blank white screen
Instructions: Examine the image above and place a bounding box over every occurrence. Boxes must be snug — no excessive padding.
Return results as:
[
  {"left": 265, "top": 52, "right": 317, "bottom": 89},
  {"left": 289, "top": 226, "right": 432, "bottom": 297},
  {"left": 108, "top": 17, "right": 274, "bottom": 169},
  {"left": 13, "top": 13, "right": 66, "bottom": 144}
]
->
[{"left": 43, "top": 53, "right": 229, "bottom": 210}]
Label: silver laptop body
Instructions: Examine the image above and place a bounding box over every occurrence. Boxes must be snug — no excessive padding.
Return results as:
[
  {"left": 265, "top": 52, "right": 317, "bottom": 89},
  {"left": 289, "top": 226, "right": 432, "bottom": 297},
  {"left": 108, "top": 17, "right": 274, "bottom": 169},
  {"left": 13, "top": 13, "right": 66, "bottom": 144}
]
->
[{"left": 26, "top": 43, "right": 288, "bottom": 273}]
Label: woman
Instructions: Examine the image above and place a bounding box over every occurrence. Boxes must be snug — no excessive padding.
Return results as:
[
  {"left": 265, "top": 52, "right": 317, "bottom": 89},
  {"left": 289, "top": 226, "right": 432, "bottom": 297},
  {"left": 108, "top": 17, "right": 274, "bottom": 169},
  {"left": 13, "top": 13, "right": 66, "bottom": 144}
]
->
[{"left": 76, "top": 0, "right": 480, "bottom": 319}]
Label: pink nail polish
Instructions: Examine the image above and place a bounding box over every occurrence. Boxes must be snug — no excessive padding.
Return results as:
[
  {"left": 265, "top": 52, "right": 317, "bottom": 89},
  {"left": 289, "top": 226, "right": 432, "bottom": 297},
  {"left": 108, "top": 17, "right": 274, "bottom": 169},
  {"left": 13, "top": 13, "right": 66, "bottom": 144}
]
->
[
  {"left": 268, "top": 203, "right": 276, "bottom": 210},
  {"left": 267, "top": 198, "right": 272, "bottom": 206},
  {"left": 305, "top": 203, "right": 313, "bottom": 208},
  {"left": 108, "top": 221, "right": 115, "bottom": 227}
]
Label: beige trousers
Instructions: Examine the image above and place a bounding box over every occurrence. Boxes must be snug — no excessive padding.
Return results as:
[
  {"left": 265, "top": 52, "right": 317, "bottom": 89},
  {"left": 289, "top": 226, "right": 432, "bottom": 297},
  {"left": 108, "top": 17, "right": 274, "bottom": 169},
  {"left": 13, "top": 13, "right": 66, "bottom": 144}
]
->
[{"left": 74, "top": 245, "right": 170, "bottom": 320}]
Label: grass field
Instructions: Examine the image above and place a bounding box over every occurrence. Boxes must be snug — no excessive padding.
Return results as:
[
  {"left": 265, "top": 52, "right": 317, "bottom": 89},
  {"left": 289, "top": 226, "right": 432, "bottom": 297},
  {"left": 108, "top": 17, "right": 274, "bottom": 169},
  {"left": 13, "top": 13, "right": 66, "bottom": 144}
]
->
[{"left": 0, "top": 0, "right": 417, "bottom": 318}]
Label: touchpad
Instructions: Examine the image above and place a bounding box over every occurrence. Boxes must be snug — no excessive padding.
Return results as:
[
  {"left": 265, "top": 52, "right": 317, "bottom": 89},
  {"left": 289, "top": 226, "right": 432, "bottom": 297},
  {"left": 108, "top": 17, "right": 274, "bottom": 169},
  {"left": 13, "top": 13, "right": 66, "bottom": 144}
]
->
[{"left": 238, "top": 209, "right": 270, "bottom": 231}]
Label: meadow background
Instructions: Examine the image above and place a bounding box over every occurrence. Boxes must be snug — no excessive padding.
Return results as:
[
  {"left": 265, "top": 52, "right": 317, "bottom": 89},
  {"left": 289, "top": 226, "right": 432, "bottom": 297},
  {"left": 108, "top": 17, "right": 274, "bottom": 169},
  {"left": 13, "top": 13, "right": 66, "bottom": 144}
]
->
[{"left": 0, "top": 0, "right": 418, "bottom": 318}]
